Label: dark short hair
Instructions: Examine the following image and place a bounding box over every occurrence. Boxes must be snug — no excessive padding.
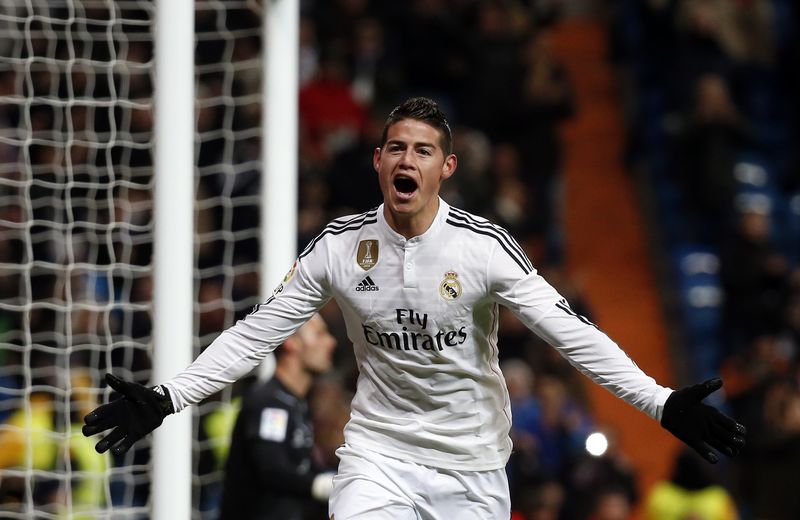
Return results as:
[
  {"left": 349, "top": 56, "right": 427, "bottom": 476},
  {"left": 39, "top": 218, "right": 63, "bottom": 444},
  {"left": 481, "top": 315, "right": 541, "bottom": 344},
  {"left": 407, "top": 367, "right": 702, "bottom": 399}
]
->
[{"left": 380, "top": 97, "right": 453, "bottom": 154}]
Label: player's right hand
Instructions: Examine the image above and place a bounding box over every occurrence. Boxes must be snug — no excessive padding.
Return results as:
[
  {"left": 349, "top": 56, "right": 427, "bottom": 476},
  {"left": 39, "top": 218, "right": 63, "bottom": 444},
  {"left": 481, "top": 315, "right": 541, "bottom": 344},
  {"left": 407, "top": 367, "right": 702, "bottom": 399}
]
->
[{"left": 82, "top": 373, "right": 174, "bottom": 455}]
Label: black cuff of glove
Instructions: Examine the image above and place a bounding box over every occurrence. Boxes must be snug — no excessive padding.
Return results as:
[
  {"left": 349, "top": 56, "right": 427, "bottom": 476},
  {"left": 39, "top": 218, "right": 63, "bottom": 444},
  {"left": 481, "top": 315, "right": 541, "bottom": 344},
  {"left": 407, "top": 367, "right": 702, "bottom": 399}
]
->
[{"left": 152, "top": 385, "right": 175, "bottom": 416}]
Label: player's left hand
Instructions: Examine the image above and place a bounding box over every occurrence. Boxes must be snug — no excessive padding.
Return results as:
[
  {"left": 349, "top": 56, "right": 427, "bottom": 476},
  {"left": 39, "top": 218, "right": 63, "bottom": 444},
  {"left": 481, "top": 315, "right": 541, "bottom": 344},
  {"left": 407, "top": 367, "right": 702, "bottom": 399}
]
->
[
  {"left": 82, "top": 373, "right": 174, "bottom": 455},
  {"left": 660, "top": 378, "right": 746, "bottom": 463}
]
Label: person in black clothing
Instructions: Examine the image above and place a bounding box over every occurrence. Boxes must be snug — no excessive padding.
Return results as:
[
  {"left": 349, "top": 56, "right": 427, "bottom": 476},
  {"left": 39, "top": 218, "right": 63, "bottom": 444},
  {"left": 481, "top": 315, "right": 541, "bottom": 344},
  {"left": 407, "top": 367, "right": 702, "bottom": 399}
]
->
[{"left": 219, "top": 314, "right": 338, "bottom": 520}]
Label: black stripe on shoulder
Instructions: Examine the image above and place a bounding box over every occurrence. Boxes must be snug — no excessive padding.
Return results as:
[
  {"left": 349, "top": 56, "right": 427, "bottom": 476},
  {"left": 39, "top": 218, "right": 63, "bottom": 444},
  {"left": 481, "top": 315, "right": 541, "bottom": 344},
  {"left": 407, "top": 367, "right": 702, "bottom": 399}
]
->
[
  {"left": 299, "top": 209, "right": 378, "bottom": 259},
  {"left": 447, "top": 209, "right": 533, "bottom": 273},
  {"left": 327, "top": 207, "right": 379, "bottom": 230},
  {"left": 445, "top": 218, "right": 532, "bottom": 275},
  {"left": 555, "top": 300, "right": 599, "bottom": 330},
  {"left": 448, "top": 207, "right": 533, "bottom": 272}
]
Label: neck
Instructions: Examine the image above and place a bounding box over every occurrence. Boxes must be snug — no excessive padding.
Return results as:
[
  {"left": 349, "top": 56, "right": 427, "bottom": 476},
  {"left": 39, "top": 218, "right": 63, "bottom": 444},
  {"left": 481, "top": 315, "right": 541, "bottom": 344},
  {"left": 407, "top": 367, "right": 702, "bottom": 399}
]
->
[
  {"left": 275, "top": 364, "right": 312, "bottom": 398},
  {"left": 384, "top": 199, "right": 440, "bottom": 239}
]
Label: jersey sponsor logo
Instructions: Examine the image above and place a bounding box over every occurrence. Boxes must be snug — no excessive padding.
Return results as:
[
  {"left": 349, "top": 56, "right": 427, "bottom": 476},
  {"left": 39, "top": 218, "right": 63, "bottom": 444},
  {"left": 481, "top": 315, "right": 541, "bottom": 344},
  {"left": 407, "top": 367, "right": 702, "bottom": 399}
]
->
[
  {"left": 439, "top": 270, "right": 462, "bottom": 300},
  {"left": 355, "top": 276, "right": 379, "bottom": 292},
  {"left": 259, "top": 408, "right": 289, "bottom": 442},
  {"left": 361, "top": 308, "right": 468, "bottom": 352},
  {"left": 356, "top": 239, "right": 379, "bottom": 270}
]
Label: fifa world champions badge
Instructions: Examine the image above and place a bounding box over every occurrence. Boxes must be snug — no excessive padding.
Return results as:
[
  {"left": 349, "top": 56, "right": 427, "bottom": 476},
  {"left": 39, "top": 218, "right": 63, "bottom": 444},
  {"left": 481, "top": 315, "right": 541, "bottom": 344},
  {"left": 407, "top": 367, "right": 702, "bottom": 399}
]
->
[
  {"left": 357, "top": 240, "right": 379, "bottom": 271},
  {"left": 439, "top": 271, "right": 462, "bottom": 300}
]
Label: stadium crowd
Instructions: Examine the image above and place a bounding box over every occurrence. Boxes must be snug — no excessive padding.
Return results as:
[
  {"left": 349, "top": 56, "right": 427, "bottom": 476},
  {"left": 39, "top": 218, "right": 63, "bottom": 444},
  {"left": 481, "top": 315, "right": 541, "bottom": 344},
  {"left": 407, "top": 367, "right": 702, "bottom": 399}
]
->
[
  {"left": 0, "top": 0, "right": 798, "bottom": 519},
  {"left": 614, "top": 0, "right": 800, "bottom": 518}
]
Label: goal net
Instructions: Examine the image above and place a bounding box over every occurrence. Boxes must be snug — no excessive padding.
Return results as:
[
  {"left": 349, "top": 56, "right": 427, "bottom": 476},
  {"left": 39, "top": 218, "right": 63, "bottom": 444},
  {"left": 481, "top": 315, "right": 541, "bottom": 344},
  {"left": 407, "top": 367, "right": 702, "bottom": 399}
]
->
[{"left": 0, "top": 1, "right": 264, "bottom": 518}]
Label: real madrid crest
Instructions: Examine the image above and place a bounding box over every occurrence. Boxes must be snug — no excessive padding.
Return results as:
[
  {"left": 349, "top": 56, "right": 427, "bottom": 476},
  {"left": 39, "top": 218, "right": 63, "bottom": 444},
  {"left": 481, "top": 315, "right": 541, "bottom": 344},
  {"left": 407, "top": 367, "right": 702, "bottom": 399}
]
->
[
  {"left": 356, "top": 240, "right": 379, "bottom": 271},
  {"left": 439, "top": 270, "right": 462, "bottom": 300}
]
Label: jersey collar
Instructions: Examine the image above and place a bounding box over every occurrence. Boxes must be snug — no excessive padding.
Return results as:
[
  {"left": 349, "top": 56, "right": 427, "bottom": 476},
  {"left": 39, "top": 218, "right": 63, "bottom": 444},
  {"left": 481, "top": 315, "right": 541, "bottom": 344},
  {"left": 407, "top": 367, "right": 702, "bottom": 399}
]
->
[{"left": 377, "top": 197, "right": 449, "bottom": 245}]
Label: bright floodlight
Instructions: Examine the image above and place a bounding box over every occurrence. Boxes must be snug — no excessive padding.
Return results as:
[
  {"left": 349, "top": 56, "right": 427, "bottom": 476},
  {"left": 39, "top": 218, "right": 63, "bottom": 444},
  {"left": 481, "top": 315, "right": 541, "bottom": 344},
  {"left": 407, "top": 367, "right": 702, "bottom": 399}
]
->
[{"left": 585, "top": 432, "right": 609, "bottom": 457}]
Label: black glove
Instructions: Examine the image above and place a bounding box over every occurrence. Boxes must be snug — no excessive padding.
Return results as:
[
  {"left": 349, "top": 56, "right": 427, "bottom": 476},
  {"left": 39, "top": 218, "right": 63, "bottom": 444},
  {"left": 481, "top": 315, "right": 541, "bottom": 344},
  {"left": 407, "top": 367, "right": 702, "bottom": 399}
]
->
[
  {"left": 661, "top": 378, "right": 746, "bottom": 463},
  {"left": 82, "top": 373, "right": 174, "bottom": 455}
]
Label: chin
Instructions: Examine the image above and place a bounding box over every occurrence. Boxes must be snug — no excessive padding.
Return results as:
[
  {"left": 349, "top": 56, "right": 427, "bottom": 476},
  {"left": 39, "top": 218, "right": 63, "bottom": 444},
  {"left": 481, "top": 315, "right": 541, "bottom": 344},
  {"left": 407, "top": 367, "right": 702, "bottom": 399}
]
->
[{"left": 388, "top": 196, "right": 418, "bottom": 212}]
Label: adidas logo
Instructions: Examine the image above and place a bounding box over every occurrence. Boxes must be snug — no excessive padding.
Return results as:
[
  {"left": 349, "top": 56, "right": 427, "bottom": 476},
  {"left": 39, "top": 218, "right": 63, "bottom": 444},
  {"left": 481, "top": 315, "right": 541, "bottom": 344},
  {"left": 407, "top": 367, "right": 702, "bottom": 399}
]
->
[{"left": 355, "top": 276, "right": 379, "bottom": 292}]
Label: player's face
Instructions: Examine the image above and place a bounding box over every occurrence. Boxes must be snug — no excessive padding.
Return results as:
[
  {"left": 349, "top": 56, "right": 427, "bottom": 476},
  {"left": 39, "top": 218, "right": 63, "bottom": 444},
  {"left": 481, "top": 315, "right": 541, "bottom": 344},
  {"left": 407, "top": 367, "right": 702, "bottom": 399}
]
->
[
  {"left": 373, "top": 119, "right": 456, "bottom": 228},
  {"left": 297, "top": 315, "right": 337, "bottom": 375}
]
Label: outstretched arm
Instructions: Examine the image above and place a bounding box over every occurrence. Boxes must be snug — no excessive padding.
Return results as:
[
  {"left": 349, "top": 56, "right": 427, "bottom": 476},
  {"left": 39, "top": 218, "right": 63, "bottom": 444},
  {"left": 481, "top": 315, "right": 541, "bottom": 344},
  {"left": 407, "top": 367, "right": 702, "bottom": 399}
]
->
[
  {"left": 488, "top": 241, "right": 746, "bottom": 462},
  {"left": 84, "top": 249, "right": 331, "bottom": 453}
]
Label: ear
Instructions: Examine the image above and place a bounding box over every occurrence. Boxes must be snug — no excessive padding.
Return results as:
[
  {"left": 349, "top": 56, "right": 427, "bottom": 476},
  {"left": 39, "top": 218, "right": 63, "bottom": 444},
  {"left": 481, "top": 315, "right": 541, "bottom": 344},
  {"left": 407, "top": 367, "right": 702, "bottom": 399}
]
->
[
  {"left": 441, "top": 153, "right": 457, "bottom": 181},
  {"left": 373, "top": 147, "right": 381, "bottom": 173}
]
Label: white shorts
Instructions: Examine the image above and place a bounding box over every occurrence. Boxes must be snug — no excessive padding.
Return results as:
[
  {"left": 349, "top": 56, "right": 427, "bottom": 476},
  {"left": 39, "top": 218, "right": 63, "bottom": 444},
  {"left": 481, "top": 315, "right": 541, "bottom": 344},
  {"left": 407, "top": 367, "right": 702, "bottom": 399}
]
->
[{"left": 328, "top": 444, "right": 510, "bottom": 520}]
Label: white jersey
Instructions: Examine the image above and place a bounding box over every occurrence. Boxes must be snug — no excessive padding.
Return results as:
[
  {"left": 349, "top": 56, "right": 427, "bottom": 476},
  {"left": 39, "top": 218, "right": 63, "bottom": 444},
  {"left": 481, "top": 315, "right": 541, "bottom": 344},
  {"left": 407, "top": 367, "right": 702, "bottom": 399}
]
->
[{"left": 163, "top": 199, "right": 673, "bottom": 471}]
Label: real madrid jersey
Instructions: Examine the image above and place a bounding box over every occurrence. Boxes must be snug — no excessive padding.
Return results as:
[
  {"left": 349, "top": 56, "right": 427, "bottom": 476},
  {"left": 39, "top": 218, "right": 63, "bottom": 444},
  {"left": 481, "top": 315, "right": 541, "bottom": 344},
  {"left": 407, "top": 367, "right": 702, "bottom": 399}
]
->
[{"left": 163, "top": 199, "right": 673, "bottom": 471}]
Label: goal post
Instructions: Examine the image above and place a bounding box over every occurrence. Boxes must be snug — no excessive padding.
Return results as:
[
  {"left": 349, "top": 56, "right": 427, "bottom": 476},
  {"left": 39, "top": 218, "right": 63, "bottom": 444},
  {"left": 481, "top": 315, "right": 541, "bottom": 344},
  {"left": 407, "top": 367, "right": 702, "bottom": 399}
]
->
[
  {"left": 259, "top": 0, "right": 299, "bottom": 380},
  {"left": 151, "top": 0, "right": 193, "bottom": 519}
]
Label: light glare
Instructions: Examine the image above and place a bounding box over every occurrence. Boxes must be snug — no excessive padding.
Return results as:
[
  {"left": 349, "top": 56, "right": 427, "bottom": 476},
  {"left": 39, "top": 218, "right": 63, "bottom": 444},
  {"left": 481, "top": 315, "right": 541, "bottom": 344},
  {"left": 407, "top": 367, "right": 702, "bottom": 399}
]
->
[{"left": 585, "top": 432, "right": 609, "bottom": 457}]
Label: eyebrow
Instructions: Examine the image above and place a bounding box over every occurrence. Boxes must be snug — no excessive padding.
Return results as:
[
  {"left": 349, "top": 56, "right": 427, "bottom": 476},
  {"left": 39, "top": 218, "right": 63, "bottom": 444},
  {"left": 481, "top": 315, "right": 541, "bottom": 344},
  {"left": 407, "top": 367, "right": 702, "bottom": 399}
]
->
[{"left": 385, "top": 139, "right": 437, "bottom": 149}]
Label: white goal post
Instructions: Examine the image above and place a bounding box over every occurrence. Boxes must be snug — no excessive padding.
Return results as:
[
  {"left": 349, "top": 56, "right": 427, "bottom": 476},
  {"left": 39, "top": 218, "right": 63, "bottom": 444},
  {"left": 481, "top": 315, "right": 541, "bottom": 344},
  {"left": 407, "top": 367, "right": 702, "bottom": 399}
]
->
[{"left": 152, "top": 0, "right": 193, "bottom": 519}]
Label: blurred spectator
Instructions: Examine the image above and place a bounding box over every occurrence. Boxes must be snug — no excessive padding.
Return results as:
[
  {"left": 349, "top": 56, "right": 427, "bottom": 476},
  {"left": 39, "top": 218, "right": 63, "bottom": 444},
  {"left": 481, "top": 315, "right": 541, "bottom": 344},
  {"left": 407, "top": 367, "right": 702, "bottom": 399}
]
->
[
  {"left": 487, "top": 143, "right": 536, "bottom": 236},
  {"left": 219, "top": 314, "right": 338, "bottom": 520},
  {"left": 673, "top": 74, "right": 748, "bottom": 242},
  {"left": 722, "top": 335, "right": 793, "bottom": 442},
  {"left": 677, "top": 0, "right": 775, "bottom": 69},
  {"left": 529, "top": 374, "right": 594, "bottom": 479},
  {"left": 0, "top": 371, "right": 109, "bottom": 516},
  {"left": 310, "top": 0, "right": 372, "bottom": 48},
  {"left": 325, "top": 107, "right": 385, "bottom": 216},
  {"left": 446, "top": 126, "right": 493, "bottom": 212},
  {"left": 503, "top": 359, "right": 542, "bottom": 501},
  {"left": 349, "top": 17, "right": 404, "bottom": 107},
  {"left": 745, "top": 377, "right": 800, "bottom": 520},
  {"left": 674, "top": 0, "right": 740, "bottom": 101},
  {"left": 465, "top": 2, "right": 527, "bottom": 141},
  {"left": 644, "top": 448, "right": 739, "bottom": 520},
  {"left": 299, "top": 51, "right": 368, "bottom": 167},
  {"left": 511, "top": 477, "right": 565, "bottom": 520},
  {"left": 586, "top": 485, "right": 635, "bottom": 520},
  {"left": 567, "top": 428, "right": 638, "bottom": 520},
  {"left": 394, "top": 0, "right": 469, "bottom": 103},
  {"left": 720, "top": 194, "right": 790, "bottom": 350},
  {"left": 308, "top": 373, "right": 352, "bottom": 470},
  {"left": 513, "top": 28, "right": 574, "bottom": 263},
  {"left": 299, "top": 17, "right": 320, "bottom": 87}
]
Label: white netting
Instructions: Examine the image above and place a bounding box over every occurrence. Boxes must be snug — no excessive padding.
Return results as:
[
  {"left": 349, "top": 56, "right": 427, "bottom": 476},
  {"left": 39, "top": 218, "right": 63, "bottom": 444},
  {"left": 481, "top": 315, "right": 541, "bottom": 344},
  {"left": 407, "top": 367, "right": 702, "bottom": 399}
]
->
[
  {"left": 0, "top": 1, "right": 263, "bottom": 518},
  {"left": 192, "top": 1, "right": 263, "bottom": 517},
  {"left": 0, "top": 1, "right": 156, "bottom": 517}
]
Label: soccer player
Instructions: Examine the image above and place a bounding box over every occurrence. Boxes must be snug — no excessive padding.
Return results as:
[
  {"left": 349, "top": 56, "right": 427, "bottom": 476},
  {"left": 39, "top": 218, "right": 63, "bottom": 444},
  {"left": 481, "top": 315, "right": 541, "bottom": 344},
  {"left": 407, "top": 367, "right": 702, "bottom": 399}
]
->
[
  {"left": 83, "top": 97, "right": 745, "bottom": 519},
  {"left": 219, "top": 314, "right": 337, "bottom": 520}
]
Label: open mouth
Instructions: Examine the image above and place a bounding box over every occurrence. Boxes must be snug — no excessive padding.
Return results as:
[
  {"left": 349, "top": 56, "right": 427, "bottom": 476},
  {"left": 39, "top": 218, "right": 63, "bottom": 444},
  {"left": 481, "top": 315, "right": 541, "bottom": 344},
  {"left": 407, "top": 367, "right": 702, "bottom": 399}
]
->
[{"left": 393, "top": 175, "right": 418, "bottom": 198}]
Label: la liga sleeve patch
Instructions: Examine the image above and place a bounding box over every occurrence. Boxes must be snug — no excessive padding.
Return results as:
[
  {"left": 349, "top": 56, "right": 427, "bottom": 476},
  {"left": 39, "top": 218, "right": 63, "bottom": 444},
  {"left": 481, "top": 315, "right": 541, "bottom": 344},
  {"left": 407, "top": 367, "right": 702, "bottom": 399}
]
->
[{"left": 258, "top": 407, "right": 289, "bottom": 442}]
